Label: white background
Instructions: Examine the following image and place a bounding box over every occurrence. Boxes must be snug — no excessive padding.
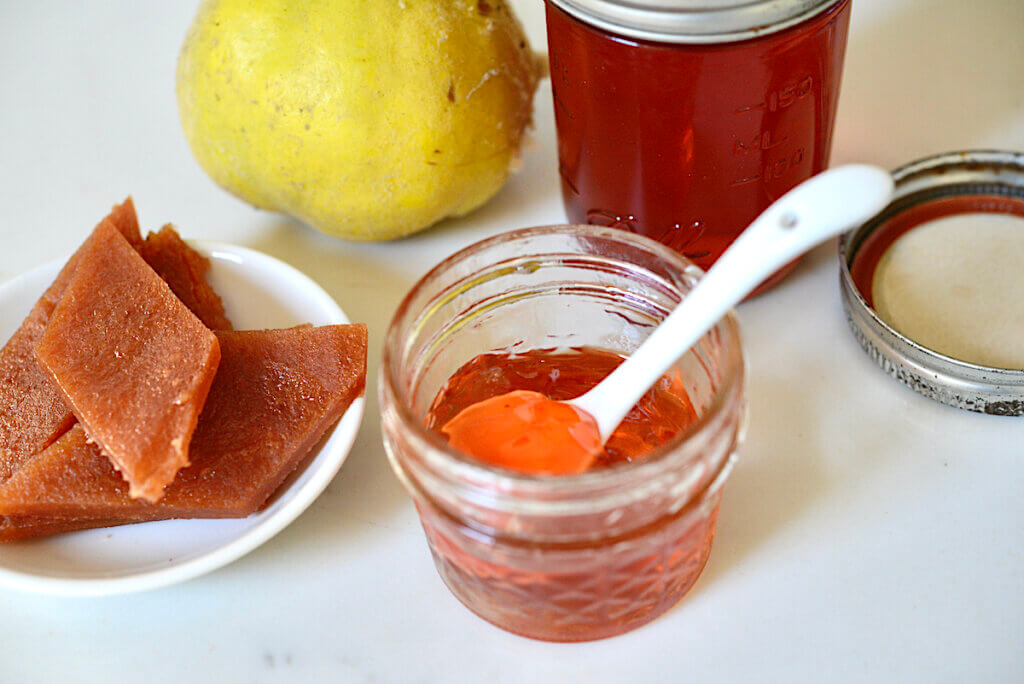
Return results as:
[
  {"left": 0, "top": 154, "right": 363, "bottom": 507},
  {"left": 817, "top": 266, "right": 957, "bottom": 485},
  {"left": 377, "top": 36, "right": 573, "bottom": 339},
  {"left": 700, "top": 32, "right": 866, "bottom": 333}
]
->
[{"left": 1, "top": 1, "right": 1022, "bottom": 681}]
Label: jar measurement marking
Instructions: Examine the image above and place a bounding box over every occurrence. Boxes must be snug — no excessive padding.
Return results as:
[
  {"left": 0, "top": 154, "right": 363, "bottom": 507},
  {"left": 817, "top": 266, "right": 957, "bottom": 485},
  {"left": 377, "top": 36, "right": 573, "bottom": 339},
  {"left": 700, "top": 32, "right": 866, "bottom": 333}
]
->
[
  {"left": 553, "top": 91, "right": 574, "bottom": 120},
  {"left": 559, "top": 163, "right": 581, "bottom": 195},
  {"left": 729, "top": 148, "right": 807, "bottom": 187},
  {"left": 734, "top": 130, "right": 790, "bottom": 155},
  {"left": 549, "top": 51, "right": 575, "bottom": 120},
  {"left": 734, "top": 76, "right": 814, "bottom": 114}
]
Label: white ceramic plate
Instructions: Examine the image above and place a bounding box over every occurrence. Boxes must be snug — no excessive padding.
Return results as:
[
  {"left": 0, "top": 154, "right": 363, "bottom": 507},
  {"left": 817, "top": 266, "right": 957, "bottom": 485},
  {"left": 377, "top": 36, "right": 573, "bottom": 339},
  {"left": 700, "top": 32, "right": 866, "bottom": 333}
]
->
[{"left": 0, "top": 242, "right": 365, "bottom": 597}]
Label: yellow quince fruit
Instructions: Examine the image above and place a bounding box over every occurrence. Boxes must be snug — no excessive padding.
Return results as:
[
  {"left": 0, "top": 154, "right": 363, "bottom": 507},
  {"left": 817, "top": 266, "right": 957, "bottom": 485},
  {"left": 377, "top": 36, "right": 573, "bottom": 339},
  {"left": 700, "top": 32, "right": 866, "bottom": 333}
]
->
[{"left": 177, "top": 0, "right": 540, "bottom": 240}]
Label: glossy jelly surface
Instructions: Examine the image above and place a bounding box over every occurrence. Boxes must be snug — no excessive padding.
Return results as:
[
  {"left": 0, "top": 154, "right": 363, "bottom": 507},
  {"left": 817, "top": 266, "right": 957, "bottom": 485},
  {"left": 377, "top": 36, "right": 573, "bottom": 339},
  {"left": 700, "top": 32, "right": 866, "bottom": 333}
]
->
[{"left": 427, "top": 347, "right": 699, "bottom": 470}]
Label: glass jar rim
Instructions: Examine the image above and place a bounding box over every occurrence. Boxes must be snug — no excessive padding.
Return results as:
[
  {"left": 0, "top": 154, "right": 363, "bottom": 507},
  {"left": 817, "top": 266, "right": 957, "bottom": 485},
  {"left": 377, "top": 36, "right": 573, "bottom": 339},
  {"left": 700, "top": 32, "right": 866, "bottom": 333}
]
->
[
  {"left": 381, "top": 224, "right": 745, "bottom": 499},
  {"left": 546, "top": 0, "right": 846, "bottom": 44}
]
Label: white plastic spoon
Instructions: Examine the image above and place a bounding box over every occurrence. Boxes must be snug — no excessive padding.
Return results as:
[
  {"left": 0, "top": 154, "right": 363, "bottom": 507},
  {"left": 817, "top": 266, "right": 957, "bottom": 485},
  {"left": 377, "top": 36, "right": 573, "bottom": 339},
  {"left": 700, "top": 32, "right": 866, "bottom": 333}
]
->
[{"left": 442, "top": 164, "right": 894, "bottom": 473}]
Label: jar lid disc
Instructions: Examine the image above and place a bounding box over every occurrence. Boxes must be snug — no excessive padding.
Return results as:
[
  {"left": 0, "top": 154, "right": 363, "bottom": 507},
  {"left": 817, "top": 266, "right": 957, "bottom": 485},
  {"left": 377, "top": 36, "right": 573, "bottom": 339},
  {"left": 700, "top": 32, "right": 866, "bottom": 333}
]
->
[{"left": 840, "top": 150, "right": 1024, "bottom": 416}]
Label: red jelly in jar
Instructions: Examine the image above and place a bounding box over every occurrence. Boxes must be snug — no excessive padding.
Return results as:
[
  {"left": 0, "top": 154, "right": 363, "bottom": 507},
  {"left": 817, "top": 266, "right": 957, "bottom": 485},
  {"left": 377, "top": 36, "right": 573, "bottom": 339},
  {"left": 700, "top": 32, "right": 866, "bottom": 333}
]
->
[
  {"left": 381, "top": 226, "right": 745, "bottom": 642},
  {"left": 546, "top": 0, "right": 852, "bottom": 293}
]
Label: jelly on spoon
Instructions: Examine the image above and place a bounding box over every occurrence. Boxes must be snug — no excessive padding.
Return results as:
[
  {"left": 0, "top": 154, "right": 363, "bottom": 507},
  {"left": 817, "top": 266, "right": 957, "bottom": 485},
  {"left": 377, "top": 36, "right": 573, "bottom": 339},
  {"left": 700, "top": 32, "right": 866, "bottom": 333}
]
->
[{"left": 442, "top": 390, "right": 601, "bottom": 474}]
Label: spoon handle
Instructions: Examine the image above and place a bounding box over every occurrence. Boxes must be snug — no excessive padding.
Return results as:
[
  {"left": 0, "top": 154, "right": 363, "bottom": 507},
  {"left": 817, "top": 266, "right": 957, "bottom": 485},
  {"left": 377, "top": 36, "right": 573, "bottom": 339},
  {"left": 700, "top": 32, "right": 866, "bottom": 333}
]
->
[{"left": 573, "top": 164, "right": 894, "bottom": 440}]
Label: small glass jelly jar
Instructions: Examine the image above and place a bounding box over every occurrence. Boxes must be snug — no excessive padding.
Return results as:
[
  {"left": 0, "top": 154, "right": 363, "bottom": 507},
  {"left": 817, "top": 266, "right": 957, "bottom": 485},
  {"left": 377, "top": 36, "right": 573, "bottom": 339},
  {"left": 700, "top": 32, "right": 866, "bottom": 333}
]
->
[
  {"left": 545, "top": 0, "right": 852, "bottom": 294},
  {"left": 381, "top": 225, "right": 745, "bottom": 642}
]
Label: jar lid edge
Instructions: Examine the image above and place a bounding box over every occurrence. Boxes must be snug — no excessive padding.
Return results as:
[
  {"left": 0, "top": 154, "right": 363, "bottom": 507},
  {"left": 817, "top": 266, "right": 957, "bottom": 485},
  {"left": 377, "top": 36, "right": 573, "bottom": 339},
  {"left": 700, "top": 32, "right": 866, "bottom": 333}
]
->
[
  {"left": 548, "top": 0, "right": 846, "bottom": 44},
  {"left": 839, "top": 149, "right": 1024, "bottom": 416}
]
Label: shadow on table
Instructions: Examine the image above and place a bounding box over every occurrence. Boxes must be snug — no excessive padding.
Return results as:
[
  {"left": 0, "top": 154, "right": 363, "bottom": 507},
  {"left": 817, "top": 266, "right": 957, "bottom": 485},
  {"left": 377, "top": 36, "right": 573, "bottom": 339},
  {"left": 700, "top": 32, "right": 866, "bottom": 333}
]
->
[
  {"left": 693, "top": 362, "right": 829, "bottom": 592},
  {"left": 688, "top": 363, "right": 913, "bottom": 604}
]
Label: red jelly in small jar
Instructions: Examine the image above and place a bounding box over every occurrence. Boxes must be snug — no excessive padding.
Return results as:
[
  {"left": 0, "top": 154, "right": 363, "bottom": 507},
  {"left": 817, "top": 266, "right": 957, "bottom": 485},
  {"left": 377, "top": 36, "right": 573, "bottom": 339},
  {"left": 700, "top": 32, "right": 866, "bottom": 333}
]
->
[
  {"left": 423, "top": 348, "right": 719, "bottom": 641},
  {"left": 546, "top": 0, "right": 852, "bottom": 293},
  {"left": 381, "top": 225, "right": 745, "bottom": 643}
]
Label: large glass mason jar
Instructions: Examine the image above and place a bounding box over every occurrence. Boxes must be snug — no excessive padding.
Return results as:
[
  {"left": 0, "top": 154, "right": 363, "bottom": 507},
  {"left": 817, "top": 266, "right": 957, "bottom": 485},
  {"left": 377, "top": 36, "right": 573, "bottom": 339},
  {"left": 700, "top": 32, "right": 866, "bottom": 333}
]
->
[
  {"left": 545, "top": 0, "right": 852, "bottom": 294},
  {"left": 381, "top": 225, "right": 745, "bottom": 641}
]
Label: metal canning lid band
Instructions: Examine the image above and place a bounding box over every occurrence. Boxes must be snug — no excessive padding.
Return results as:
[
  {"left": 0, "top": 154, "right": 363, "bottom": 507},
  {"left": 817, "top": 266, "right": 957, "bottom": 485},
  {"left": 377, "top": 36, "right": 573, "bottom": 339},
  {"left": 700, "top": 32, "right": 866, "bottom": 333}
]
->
[
  {"left": 839, "top": 149, "right": 1024, "bottom": 416},
  {"left": 546, "top": 0, "right": 845, "bottom": 44}
]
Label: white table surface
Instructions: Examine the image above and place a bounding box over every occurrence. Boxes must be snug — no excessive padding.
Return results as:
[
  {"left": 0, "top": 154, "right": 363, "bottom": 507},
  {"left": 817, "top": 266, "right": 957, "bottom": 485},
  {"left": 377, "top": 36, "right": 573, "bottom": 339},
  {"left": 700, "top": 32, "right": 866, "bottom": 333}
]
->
[{"left": 1, "top": 1, "right": 1022, "bottom": 681}]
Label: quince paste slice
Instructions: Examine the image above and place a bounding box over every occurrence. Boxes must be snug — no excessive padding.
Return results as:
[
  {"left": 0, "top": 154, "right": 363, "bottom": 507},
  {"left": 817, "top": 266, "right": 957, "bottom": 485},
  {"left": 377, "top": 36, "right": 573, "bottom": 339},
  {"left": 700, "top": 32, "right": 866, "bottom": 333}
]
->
[
  {"left": 0, "top": 201, "right": 229, "bottom": 488},
  {"left": 0, "top": 199, "right": 141, "bottom": 482},
  {"left": 0, "top": 325, "right": 366, "bottom": 521},
  {"left": 139, "top": 225, "right": 233, "bottom": 331},
  {"left": 35, "top": 221, "right": 221, "bottom": 502}
]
